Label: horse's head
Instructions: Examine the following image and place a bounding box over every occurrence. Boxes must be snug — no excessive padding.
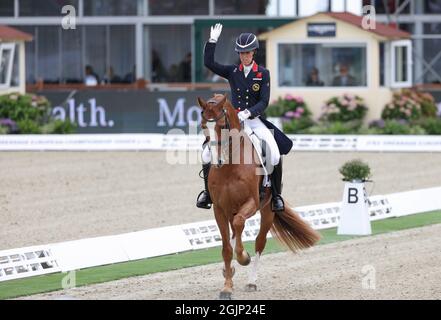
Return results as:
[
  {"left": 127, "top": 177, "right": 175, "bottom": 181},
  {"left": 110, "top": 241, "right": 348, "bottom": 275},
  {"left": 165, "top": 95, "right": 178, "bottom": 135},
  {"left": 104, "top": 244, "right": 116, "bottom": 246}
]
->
[{"left": 198, "top": 94, "right": 228, "bottom": 129}]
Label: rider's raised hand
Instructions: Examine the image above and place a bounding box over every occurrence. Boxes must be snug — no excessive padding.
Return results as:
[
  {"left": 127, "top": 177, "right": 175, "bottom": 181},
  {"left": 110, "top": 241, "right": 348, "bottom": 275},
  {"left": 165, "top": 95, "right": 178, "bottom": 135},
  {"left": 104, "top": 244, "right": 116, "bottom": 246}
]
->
[{"left": 209, "top": 23, "right": 223, "bottom": 43}]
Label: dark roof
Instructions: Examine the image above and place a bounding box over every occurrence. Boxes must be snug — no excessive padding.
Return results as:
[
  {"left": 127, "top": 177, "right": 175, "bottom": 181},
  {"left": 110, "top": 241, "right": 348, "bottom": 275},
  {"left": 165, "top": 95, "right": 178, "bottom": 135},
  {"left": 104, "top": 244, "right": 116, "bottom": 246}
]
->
[
  {"left": 324, "top": 12, "right": 411, "bottom": 39},
  {"left": 0, "top": 25, "right": 33, "bottom": 41}
]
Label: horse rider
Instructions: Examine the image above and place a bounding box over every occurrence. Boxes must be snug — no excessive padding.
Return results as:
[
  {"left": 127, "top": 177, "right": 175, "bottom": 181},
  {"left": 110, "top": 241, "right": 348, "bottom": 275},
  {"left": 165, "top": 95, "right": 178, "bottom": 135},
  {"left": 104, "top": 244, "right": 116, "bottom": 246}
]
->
[{"left": 196, "top": 23, "right": 293, "bottom": 212}]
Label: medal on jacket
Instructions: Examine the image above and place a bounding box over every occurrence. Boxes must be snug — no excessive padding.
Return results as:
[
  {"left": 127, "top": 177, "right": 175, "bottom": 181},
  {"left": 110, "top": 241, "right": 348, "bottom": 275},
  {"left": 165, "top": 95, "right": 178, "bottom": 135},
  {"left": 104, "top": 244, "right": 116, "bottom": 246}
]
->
[{"left": 252, "top": 83, "right": 260, "bottom": 91}]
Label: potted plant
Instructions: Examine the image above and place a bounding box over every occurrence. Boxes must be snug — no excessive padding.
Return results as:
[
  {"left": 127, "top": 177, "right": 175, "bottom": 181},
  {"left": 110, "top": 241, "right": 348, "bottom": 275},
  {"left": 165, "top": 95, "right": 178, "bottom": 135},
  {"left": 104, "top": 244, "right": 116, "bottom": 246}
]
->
[
  {"left": 339, "top": 159, "right": 371, "bottom": 183},
  {"left": 337, "top": 159, "right": 372, "bottom": 235}
]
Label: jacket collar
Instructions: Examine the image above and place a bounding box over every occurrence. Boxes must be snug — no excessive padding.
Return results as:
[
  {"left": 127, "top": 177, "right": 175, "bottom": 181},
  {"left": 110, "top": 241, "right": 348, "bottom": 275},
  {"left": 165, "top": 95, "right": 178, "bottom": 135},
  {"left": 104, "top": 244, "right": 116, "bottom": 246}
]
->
[{"left": 239, "top": 61, "right": 258, "bottom": 72}]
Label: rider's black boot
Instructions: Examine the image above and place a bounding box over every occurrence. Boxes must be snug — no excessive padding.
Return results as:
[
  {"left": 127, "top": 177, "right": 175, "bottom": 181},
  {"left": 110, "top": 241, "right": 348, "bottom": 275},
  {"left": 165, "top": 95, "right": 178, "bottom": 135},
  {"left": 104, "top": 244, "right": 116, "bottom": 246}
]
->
[
  {"left": 271, "top": 159, "right": 285, "bottom": 212},
  {"left": 196, "top": 163, "right": 212, "bottom": 209}
]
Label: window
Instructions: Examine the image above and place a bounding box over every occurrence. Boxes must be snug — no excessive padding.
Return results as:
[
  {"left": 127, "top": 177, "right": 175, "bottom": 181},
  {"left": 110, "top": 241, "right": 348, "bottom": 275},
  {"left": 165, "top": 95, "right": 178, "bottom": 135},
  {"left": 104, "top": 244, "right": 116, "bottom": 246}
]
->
[
  {"left": 425, "top": 0, "right": 441, "bottom": 14},
  {"left": 298, "top": 0, "right": 330, "bottom": 16},
  {"left": 37, "top": 26, "right": 60, "bottom": 84},
  {"left": 147, "top": 25, "right": 191, "bottom": 82},
  {"left": 84, "top": 0, "right": 141, "bottom": 16},
  {"left": 11, "top": 46, "right": 20, "bottom": 87},
  {"left": 278, "top": 43, "right": 367, "bottom": 87},
  {"left": 149, "top": 0, "right": 208, "bottom": 15},
  {"left": 391, "top": 40, "right": 412, "bottom": 88},
  {"left": 84, "top": 26, "right": 106, "bottom": 84},
  {"left": 423, "top": 39, "right": 441, "bottom": 84},
  {"left": 61, "top": 28, "right": 82, "bottom": 83},
  {"left": 19, "top": 0, "right": 78, "bottom": 16},
  {"left": 109, "top": 26, "right": 136, "bottom": 83},
  {"left": 368, "top": 0, "right": 410, "bottom": 14},
  {"left": 0, "top": 0, "right": 14, "bottom": 16},
  {"left": 215, "top": 0, "right": 269, "bottom": 15},
  {"left": 0, "top": 43, "right": 16, "bottom": 87}
]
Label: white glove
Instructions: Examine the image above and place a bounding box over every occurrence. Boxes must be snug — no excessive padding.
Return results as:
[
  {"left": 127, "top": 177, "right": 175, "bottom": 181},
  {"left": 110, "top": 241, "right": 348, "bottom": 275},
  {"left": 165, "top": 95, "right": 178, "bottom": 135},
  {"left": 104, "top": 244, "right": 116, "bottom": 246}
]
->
[
  {"left": 209, "top": 23, "right": 223, "bottom": 43},
  {"left": 238, "top": 109, "right": 251, "bottom": 122}
]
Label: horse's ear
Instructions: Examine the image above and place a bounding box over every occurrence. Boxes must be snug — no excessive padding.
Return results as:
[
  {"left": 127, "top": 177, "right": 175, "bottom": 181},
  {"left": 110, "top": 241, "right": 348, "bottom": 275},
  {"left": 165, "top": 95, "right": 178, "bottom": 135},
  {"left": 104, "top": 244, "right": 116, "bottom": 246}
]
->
[
  {"left": 217, "top": 94, "right": 227, "bottom": 108},
  {"left": 197, "top": 97, "right": 206, "bottom": 110}
]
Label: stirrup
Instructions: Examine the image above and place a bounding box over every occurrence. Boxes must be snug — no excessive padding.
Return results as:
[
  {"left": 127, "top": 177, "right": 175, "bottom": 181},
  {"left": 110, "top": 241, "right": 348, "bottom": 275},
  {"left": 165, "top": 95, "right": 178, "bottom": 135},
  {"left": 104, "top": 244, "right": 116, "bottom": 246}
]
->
[{"left": 196, "top": 190, "right": 212, "bottom": 209}]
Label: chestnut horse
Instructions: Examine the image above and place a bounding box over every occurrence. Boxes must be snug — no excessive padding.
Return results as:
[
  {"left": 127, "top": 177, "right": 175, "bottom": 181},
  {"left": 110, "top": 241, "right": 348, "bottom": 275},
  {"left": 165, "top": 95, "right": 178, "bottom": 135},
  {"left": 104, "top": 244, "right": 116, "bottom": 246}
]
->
[{"left": 198, "top": 94, "right": 321, "bottom": 300}]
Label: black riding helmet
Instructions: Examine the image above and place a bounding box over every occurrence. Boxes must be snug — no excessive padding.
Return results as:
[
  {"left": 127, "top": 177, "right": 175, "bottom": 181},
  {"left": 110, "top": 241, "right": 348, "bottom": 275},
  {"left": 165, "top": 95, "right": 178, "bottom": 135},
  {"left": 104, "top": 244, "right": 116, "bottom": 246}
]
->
[{"left": 235, "top": 33, "right": 259, "bottom": 53}]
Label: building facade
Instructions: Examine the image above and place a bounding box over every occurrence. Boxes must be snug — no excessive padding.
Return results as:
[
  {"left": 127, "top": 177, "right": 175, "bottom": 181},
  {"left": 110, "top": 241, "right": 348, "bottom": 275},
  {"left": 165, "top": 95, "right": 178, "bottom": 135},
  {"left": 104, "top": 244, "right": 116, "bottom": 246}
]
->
[{"left": 0, "top": 0, "right": 439, "bottom": 87}]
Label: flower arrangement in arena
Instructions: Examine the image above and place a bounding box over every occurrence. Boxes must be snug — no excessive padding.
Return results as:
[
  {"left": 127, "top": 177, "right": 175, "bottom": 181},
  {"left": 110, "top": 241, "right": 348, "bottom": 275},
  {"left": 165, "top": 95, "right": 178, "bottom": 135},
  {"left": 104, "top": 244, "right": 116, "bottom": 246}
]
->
[
  {"left": 320, "top": 93, "right": 368, "bottom": 122},
  {"left": 266, "top": 94, "right": 314, "bottom": 133}
]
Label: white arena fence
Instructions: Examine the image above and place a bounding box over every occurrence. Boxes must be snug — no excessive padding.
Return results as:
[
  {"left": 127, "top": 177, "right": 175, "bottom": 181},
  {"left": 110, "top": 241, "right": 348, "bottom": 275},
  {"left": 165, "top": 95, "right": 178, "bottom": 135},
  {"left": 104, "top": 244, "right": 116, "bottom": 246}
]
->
[
  {"left": 1, "top": 187, "right": 440, "bottom": 282},
  {"left": 1, "top": 134, "right": 441, "bottom": 152}
]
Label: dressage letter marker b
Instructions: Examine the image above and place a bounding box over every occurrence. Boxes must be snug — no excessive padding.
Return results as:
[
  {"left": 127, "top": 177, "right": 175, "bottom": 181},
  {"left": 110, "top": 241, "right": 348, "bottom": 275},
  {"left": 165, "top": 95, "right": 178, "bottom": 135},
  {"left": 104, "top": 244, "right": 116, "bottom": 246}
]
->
[
  {"left": 348, "top": 188, "right": 358, "bottom": 203},
  {"left": 337, "top": 182, "right": 372, "bottom": 236}
]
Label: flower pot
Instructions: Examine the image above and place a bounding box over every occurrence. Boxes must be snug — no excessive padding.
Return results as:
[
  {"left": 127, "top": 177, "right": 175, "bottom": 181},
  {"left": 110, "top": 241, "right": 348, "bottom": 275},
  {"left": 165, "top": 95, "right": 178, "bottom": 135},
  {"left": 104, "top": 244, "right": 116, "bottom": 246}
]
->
[{"left": 337, "top": 181, "right": 372, "bottom": 236}]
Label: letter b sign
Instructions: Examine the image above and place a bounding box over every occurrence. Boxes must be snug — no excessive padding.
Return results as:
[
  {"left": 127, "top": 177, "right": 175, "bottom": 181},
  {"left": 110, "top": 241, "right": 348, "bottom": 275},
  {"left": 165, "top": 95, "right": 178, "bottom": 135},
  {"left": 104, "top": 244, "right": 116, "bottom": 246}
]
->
[{"left": 348, "top": 188, "right": 359, "bottom": 204}]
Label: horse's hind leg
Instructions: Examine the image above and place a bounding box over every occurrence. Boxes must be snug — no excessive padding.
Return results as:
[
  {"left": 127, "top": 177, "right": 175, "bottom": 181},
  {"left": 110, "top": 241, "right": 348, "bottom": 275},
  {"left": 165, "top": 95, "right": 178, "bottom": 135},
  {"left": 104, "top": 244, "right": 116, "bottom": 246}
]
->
[
  {"left": 214, "top": 207, "right": 234, "bottom": 300},
  {"left": 246, "top": 198, "right": 274, "bottom": 292}
]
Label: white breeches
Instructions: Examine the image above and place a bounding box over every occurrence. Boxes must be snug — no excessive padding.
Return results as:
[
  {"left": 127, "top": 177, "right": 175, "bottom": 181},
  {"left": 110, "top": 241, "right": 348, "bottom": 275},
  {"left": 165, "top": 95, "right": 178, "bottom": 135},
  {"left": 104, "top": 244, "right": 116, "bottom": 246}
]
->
[{"left": 201, "top": 118, "right": 281, "bottom": 166}]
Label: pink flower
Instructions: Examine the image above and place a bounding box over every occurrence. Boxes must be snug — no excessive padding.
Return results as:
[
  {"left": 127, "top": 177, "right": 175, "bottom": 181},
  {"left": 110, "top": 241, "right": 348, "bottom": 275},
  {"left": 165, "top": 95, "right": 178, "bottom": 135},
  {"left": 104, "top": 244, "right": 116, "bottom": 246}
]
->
[
  {"left": 285, "top": 111, "right": 296, "bottom": 118},
  {"left": 294, "top": 96, "right": 304, "bottom": 104},
  {"left": 297, "top": 107, "right": 305, "bottom": 114},
  {"left": 285, "top": 94, "right": 295, "bottom": 101}
]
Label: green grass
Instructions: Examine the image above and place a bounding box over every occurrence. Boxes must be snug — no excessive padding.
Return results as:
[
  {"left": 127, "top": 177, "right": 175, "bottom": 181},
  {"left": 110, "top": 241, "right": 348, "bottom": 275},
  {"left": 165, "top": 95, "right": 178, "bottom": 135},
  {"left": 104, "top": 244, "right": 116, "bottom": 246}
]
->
[{"left": 1, "top": 210, "right": 441, "bottom": 300}]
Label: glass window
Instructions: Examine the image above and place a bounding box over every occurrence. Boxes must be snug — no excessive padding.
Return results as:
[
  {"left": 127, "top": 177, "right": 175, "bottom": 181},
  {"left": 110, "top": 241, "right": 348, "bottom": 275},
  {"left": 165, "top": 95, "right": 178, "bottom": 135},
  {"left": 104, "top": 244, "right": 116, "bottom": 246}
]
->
[
  {"left": 278, "top": 43, "right": 367, "bottom": 87},
  {"left": 0, "top": 0, "right": 14, "bottom": 16},
  {"left": 19, "top": 0, "right": 78, "bottom": 16},
  {"left": 84, "top": 0, "right": 141, "bottom": 16},
  {"left": 0, "top": 44, "right": 14, "bottom": 86},
  {"left": 369, "top": 0, "right": 410, "bottom": 14},
  {"left": 425, "top": 0, "right": 441, "bottom": 14},
  {"left": 423, "top": 38, "right": 441, "bottom": 84},
  {"left": 298, "top": 0, "right": 330, "bottom": 16},
  {"left": 424, "top": 23, "right": 441, "bottom": 35},
  {"left": 11, "top": 45, "right": 20, "bottom": 87},
  {"left": 84, "top": 26, "right": 106, "bottom": 84},
  {"left": 109, "top": 26, "right": 136, "bottom": 83},
  {"left": 37, "top": 26, "right": 60, "bottom": 84},
  {"left": 398, "top": 23, "right": 414, "bottom": 34},
  {"left": 215, "top": 0, "right": 269, "bottom": 15},
  {"left": 61, "top": 28, "right": 82, "bottom": 84},
  {"left": 147, "top": 25, "right": 191, "bottom": 82},
  {"left": 149, "top": 0, "right": 208, "bottom": 15},
  {"left": 394, "top": 46, "right": 408, "bottom": 83},
  {"left": 379, "top": 42, "right": 385, "bottom": 86}
]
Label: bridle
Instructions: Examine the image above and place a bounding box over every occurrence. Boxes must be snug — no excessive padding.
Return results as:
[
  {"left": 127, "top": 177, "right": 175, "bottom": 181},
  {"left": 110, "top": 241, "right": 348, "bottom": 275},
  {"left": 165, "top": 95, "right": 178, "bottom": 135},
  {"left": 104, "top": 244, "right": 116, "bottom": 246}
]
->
[
  {"left": 201, "top": 100, "right": 232, "bottom": 167},
  {"left": 200, "top": 104, "right": 230, "bottom": 131}
]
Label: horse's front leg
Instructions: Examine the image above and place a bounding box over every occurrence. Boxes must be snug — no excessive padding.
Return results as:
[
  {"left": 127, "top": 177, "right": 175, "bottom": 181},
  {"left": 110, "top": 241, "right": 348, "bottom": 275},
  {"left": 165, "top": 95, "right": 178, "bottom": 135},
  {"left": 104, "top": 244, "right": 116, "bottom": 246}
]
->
[
  {"left": 232, "top": 198, "right": 257, "bottom": 267},
  {"left": 214, "top": 206, "right": 234, "bottom": 300}
]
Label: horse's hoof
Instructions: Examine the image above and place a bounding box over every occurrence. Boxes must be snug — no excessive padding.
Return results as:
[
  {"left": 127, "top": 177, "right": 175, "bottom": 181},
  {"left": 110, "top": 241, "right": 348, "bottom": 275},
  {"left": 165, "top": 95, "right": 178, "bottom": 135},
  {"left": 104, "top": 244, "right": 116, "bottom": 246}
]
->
[
  {"left": 245, "top": 284, "right": 257, "bottom": 292},
  {"left": 219, "top": 291, "right": 232, "bottom": 300},
  {"left": 238, "top": 251, "right": 251, "bottom": 266},
  {"left": 222, "top": 266, "right": 235, "bottom": 278}
]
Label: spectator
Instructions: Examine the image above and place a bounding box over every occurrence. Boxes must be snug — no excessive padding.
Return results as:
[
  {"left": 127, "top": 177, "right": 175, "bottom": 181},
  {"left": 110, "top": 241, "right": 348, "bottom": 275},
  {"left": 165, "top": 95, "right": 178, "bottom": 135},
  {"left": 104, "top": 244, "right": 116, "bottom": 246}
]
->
[
  {"left": 179, "top": 52, "right": 192, "bottom": 82},
  {"left": 84, "top": 65, "right": 99, "bottom": 86},
  {"left": 332, "top": 63, "right": 357, "bottom": 87},
  {"left": 306, "top": 67, "right": 324, "bottom": 86}
]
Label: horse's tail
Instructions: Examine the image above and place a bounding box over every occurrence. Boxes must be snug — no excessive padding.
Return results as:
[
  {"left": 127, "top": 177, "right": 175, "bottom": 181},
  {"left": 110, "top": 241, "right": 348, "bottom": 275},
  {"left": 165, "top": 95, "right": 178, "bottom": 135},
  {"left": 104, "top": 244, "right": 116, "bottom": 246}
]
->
[{"left": 271, "top": 202, "right": 321, "bottom": 252}]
